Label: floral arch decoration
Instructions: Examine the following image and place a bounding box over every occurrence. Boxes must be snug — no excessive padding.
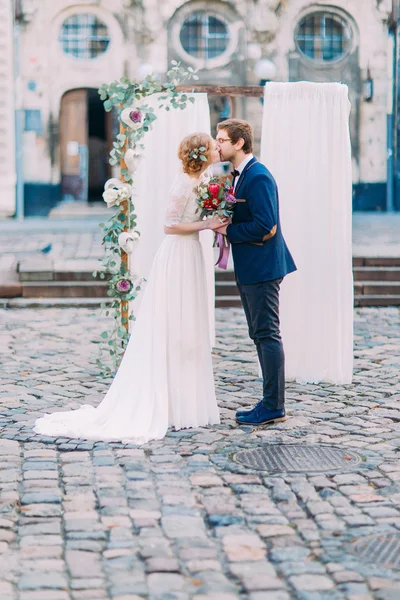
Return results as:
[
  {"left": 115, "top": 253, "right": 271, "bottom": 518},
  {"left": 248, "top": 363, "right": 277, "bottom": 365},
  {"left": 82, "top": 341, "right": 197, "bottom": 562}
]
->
[{"left": 94, "top": 63, "right": 198, "bottom": 373}]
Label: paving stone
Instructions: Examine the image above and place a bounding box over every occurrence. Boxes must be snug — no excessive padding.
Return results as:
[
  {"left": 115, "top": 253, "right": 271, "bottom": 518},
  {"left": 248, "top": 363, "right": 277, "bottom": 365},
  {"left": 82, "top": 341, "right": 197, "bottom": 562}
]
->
[
  {"left": 65, "top": 550, "right": 103, "bottom": 578},
  {"left": 248, "top": 593, "right": 290, "bottom": 600},
  {"left": 145, "top": 557, "right": 180, "bottom": 573},
  {"left": 147, "top": 573, "right": 186, "bottom": 593},
  {"left": 333, "top": 571, "right": 365, "bottom": 584},
  {"left": 289, "top": 574, "right": 335, "bottom": 591},
  {"left": 368, "top": 577, "right": 400, "bottom": 590},
  {"left": 256, "top": 524, "right": 296, "bottom": 537},
  {"left": 161, "top": 516, "right": 206, "bottom": 539},
  {"left": 21, "top": 493, "right": 62, "bottom": 505},
  {"left": 222, "top": 534, "right": 266, "bottom": 561},
  {"left": 19, "top": 593, "right": 69, "bottom": 600},
  {"left": 194, "top": 595, "right": 239, "bottom": 600},
  {"left": 18, "top": 573, "right": 68, "bottom": 590}
]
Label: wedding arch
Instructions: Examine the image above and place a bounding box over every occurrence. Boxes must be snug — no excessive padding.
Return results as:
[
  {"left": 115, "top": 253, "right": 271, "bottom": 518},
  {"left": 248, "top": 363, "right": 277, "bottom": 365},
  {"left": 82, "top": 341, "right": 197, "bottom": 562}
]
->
[{"left": 96, "top": 71, "right": 353, "bottom": 386}]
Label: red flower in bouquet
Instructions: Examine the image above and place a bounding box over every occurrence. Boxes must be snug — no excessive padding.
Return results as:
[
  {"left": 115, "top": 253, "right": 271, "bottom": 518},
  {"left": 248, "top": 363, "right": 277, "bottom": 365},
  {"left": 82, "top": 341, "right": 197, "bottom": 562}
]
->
[{"left": 208, "top": 183, "right": 220, "bottom": 198}]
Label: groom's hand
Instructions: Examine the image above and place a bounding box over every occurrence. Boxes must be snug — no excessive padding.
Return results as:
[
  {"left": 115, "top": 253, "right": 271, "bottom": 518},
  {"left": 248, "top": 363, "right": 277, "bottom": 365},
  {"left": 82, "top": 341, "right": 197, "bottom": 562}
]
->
[{"left": 215, "top": 224, "right": 228, "bottom": 235}]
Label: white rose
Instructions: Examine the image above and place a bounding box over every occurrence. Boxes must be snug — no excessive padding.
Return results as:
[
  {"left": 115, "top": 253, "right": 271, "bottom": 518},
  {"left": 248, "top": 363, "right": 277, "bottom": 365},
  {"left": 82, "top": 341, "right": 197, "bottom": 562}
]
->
[
  {"left": 119, "top": 184, "right": 133, "bottom": 200},
  {"left": 102, "top": 188, "right": 120, "bottom": 207}
]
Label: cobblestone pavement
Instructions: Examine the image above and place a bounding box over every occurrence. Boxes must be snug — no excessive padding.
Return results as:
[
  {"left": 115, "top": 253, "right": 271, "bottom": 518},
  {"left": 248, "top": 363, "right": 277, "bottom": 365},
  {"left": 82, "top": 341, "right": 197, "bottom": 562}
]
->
[
  {"left": 0, "top": 306, "right": 400, "bottom": 600},
  {"left": 0, "top": 218, "right": 102, "bottom": 265},
  {"left": 352, "top": 213, "right": 400, "bottom": 257}
]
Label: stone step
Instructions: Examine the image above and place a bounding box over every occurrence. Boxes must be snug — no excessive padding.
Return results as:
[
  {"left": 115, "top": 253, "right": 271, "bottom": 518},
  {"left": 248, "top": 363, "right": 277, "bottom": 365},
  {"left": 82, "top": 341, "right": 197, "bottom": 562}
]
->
[
  {"left": 353, "top": 267, "right": 400, "bottom": 281},
  {"left": 17, "top": 279, "right": 400, "bottom": 302},
  {"left": 0, "top": 297, "right": 111, "bottom": 309},
  {"left": 353, "top": 257, "right": 400, "bottom": 267},
  {"left": 2, "top": 288, "right": 400, "bottom": 308},
  {"left": 22, "top": 281, "right": 108, "bottom": 298},
  {"left": 18, "top": 259, "right": 400, "bottom": 284},
  {"left": 0, "top": 282, "right": 22, "bottom": 298},
  {"left": 354, "top": 281, "right": 400, "bottom": 295},
  {"left": 215, "top": 295, "right": 242, "bottom": 308},
  {"left": 215, "top": 281, "right": 239, "bottom": 296},
  {"left": 354, "top": 294, "right": 400, "bottom": 307},
  {"left": 215, "top": 269, "right": 236, "bottom": 281},
  {"left": 18, "top": 259, "right": 105, "bottom": 282}
]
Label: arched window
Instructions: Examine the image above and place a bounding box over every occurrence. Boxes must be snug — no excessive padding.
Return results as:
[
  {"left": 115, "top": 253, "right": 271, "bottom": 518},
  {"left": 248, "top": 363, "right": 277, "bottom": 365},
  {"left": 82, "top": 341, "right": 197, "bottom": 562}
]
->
[
  {"left": 295, "top": 12, "right": 352, "bottom": 62},
  {"left": 59, "top": 14, "right": 110, "bottom": 59},
  {"left": 180, "top": 12, "right": 230, "bottom": 60}
]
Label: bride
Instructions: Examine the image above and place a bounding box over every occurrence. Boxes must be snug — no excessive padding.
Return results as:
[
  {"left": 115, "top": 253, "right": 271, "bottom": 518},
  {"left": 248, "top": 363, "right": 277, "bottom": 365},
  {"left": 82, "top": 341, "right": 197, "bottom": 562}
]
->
[{"left": 34, "top": 132, "right": 225, "bottom": 444}]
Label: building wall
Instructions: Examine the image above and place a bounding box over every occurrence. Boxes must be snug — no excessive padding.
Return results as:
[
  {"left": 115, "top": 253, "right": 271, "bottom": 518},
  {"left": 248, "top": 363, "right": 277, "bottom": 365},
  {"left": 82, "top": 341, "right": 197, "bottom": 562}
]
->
[
  {"left": 0, "top": 1, "right": 17, "bottom": 217},
  {"left": 1, "top": 0, "right": 395, "bottom": 216},
  {"left": 19, "top": 0, "right": 131, "bottom": 213},
  {"left": 273, "top": 0, "right": 391, "bottom": 209}
]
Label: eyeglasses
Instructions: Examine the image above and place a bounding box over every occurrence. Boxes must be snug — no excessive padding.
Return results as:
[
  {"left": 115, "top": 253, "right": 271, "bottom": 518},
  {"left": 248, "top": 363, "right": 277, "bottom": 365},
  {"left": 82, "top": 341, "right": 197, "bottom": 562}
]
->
[{"left": 216, "top": 138, "right": 231, "bottom": 144}]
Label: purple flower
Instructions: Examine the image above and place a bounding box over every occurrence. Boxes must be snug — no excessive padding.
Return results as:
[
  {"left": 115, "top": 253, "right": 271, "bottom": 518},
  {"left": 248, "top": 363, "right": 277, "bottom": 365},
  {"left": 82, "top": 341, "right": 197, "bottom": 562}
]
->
[
  {"left": 116, "top": 279, "right": 132, "bottom": 293},
  {"left": 225, "top": 193, "right": 237, "bottom": 205},
  {"left": 129, "top": 110, "right": 142, "bottom": 123}
]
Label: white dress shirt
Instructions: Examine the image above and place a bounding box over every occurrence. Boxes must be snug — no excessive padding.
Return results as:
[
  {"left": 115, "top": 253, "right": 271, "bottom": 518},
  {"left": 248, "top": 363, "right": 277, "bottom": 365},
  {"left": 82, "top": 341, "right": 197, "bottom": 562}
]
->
[{"left": 233, "top": 153, "right": 254, "bottom": 191}]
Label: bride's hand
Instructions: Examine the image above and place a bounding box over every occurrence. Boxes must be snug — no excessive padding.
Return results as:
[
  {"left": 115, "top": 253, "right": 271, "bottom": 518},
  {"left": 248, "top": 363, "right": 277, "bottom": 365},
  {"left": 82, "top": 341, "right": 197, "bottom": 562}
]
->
[{"left": 206, "top": 217, "right": 231, "bottom": 231}]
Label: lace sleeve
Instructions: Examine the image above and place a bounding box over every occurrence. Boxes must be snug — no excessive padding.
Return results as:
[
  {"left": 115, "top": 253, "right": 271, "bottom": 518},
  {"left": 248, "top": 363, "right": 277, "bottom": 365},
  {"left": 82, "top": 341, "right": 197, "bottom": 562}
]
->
[{"left": 164, "top": 175, "right": 192, "bottom": 227}]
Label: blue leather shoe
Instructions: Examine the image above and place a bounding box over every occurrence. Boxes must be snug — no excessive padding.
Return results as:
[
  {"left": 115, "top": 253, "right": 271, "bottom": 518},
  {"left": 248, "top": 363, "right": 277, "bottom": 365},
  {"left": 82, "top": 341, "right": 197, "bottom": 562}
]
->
[
  {"left": 236, "top": 406, "right": 286, "bottom": 425},
  {"left": 235, "top": 400, "right": 263, "bottom": 418}
]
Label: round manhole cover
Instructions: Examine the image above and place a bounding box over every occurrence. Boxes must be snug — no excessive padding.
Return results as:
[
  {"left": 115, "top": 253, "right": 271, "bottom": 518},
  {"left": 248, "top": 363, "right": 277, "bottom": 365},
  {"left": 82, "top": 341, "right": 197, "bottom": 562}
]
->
[
  {"left": 233, "top": 444, "right": 362, "bottom": 473},
  {"left": 350, "top": 533, "right": 400, "bottom": 570}
]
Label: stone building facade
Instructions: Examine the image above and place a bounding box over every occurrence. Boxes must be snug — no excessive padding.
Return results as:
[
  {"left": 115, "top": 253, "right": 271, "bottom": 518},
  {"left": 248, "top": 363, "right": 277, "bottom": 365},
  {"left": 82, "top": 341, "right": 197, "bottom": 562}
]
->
[
  {"left": 0, "top": 1, "right": 17, "bottom": 218},
  {"left": 1, "top": 0, "right": 395, "bottom": 216}
]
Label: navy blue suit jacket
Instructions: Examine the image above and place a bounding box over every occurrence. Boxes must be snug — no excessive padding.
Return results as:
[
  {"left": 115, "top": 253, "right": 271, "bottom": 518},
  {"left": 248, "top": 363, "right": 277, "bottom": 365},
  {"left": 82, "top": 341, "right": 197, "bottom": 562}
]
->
[{"left": 226, "top": 157, "right": 296, "bottom": 285}]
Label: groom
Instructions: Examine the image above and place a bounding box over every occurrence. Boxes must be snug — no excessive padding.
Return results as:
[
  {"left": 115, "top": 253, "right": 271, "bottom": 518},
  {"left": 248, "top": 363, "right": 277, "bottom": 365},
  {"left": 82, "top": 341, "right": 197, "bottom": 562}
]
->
[{"left": 216, "top": 119, "right": 296, "bottom": 425}]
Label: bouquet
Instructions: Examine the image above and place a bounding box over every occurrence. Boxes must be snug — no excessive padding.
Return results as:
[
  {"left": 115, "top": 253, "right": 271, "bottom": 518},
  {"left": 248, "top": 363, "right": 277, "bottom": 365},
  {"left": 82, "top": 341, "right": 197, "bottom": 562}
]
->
[{"left": 195, "top": 176, "right": 237, "bottom": 269}]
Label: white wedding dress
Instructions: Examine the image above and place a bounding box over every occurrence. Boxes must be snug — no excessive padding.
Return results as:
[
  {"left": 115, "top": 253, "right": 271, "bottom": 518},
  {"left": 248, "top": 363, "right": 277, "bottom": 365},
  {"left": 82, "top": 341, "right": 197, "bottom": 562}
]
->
[{"left": 34, "top": 172, "right": 220, "bottom": 443}]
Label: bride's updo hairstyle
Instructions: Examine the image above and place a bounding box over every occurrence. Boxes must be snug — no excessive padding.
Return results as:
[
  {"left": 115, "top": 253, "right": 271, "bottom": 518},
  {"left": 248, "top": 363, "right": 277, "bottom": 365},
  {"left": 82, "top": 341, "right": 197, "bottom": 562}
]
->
[{"left": 178, "top": 133, "right": 213, "bottom": 176}]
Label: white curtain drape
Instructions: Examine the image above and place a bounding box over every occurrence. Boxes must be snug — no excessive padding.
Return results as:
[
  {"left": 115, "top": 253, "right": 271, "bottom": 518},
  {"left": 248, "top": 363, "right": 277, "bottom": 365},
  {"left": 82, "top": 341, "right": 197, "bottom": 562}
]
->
[
  {"left": 260, "top": 82, "right": 353, "bottom": 384},
  {"left": 130, "top": 93, "right": 215, "bottom": 344}
]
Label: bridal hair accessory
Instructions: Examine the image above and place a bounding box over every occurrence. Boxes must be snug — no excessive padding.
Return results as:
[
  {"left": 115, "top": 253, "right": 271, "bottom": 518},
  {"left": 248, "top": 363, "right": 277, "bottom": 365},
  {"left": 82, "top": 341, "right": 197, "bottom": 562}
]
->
[
  {"left": 118, "top": 231, "right": 139, "bottom": 254},
  {"left": 103, "top": 179, "right": 133, "bottom": 208},
  {"left": 189, "top": 146, "right": 207, "bottom": 163}
]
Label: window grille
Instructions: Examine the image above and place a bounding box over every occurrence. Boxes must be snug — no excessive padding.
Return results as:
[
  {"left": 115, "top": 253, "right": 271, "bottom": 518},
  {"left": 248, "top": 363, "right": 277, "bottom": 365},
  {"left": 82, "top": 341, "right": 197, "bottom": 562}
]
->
[
  {"left": 296, "top": 13, "right": 352, "bottom": 62},
  {"left": 180, "top": 12, "right": 229, "bottom": 59},
  {"left": 59, "top": 14, "right": 110, "bottom": 59}
]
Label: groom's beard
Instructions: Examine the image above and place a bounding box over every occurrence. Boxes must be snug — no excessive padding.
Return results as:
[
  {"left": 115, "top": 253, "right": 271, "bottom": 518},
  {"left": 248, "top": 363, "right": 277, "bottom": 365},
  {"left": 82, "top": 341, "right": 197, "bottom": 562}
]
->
[
  {"left": 219, "top": 151, "right": 229, "bottom": 162},
  {"left": 220, "top": 150, "right": 235, "bottom": 163}
]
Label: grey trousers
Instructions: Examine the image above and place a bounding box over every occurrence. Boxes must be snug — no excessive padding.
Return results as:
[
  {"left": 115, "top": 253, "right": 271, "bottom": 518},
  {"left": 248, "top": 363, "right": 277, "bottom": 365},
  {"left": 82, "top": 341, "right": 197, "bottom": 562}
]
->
[{"left": 237, "top": 278, "right": 285, "bottom": 411}]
